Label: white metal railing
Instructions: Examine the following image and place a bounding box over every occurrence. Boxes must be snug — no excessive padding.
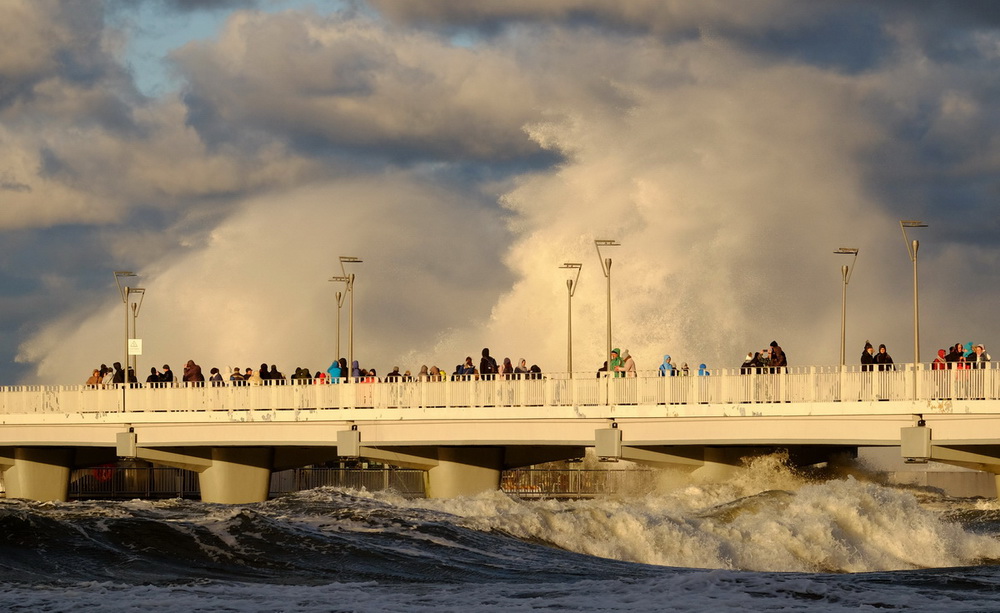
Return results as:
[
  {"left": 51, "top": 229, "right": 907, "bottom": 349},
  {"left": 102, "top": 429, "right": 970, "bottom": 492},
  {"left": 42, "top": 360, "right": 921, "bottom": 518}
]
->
[{"left": 1, "top": 364, "right": 997, "bottom": 415}]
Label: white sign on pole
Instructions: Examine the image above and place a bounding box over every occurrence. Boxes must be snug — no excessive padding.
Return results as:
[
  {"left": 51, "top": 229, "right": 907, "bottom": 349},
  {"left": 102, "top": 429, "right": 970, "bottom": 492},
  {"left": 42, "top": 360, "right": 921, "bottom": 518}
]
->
[{"left": 128, "top": 339, "right": 143, "bottom": 356}]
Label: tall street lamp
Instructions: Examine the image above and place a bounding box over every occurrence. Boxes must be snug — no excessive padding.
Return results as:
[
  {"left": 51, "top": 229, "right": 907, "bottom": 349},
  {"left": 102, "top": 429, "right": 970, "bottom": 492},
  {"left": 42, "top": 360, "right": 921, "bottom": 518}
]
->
[
  {"left": 560, "top": 263, "right": 582, "bottom": 375},
  {"left": 900, "top": 220, "right": 928, "bottom": 367},
  {"left": 594, "top": 239, "right": 620, "bottom": 374},
  {"left": 328, "top": 277, "right": 349, "bottom": 363},
  {"left": 339, "top": 256, "right": 363, "bottom": 379},
  {"left": 834, "top": 248, "right": 858, "bottom": 369},
  {"left": 114, "top": 271, "right": 136, "bottom": 410},
  {"left": 129, "top": 288, "right": 146, "bottom": 380}
]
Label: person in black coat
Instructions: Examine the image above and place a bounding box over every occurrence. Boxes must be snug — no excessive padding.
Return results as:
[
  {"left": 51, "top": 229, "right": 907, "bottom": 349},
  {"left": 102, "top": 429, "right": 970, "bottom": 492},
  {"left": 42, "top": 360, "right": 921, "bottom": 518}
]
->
[
  {"left": 875, "top": 344, "right": 894, "bottom": 371},
  {"left": 860, "top": 341, "right": 876, "bottom": 372}
]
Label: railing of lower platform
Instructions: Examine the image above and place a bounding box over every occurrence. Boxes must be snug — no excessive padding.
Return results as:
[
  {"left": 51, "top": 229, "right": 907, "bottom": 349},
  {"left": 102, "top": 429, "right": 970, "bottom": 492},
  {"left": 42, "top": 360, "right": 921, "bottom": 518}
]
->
[
  {"left": 57, "top": 466, "right": 650, "bottom": 500},
  {"left": 62, "top": 466, "right": 427, "bottom": 500},
  {"left": 3, "top": 364, "right": 997, "bottom": 414}
]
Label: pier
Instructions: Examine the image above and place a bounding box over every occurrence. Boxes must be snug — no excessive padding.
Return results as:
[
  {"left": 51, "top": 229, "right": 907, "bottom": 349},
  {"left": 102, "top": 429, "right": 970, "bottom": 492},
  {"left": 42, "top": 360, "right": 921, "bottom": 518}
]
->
[{"left": 2, "top": 364, "right": 999, "bottom": 503}]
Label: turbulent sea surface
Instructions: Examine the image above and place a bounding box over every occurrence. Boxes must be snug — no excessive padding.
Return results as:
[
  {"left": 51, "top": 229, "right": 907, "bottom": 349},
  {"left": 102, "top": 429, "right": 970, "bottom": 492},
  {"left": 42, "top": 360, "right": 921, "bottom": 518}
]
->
[{"left": 4, "top": 457, "right": 1000, "bottom": 612}]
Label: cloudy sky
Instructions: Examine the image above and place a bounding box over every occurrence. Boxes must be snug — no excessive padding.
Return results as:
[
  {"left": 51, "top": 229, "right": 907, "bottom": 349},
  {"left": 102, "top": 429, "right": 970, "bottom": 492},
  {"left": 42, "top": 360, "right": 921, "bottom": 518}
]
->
[{"left": 3, "top": 0, "right": 999, "bottom": 385}]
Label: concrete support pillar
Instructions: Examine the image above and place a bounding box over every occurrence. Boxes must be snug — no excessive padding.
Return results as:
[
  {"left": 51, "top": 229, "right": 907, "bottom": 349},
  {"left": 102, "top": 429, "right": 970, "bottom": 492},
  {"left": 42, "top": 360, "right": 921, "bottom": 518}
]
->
[
  {"left": 1, "top": 447, "right": 74, "bottom": 502},
  {"left": 688, "top": 447, "right": 743, "bottom": 483},
  {"left": 425, "top": 447, "right": 503, "bottom": 498},
  {"left": 197, "top": 447, "right": 274, "bottom": 504}
]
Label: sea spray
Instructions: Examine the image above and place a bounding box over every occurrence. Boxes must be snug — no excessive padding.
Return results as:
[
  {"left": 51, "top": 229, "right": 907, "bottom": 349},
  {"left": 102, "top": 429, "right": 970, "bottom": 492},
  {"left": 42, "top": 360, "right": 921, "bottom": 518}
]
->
[{"left": 402, "top": 454, "right": 1000, "bottom": 572}]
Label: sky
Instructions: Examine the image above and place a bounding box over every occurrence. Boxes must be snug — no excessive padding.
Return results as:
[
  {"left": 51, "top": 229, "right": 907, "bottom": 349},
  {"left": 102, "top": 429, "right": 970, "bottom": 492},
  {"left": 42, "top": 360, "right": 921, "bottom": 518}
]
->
[{"left": 2, "top": 0, "right": 1000, "bottom": 385}]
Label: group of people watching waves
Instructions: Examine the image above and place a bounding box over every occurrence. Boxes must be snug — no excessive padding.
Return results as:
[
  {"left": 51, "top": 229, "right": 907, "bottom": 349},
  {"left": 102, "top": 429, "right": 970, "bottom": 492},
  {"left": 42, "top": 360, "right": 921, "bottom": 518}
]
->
[
  {"left": 357, "top": 348, "right": 544, "bottom": 383},
  {"left": 86, "top": 336, "right": 992, "bottom": 390},
  {"left": 860, "top": 341, "right": 895, "bottom": 371},
  {"left": 739, "top": 341, "right": 788, "bottom": 374},
  {"left": 932, "top": 342, "right": 991, "bottom": 369}
]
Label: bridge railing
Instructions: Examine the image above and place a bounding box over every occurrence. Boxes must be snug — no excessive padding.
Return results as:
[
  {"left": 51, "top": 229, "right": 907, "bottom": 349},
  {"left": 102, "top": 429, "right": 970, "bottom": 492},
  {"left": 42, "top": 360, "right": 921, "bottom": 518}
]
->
[{"left": 1, "top": 363, "right": 997, "bottom": 414}]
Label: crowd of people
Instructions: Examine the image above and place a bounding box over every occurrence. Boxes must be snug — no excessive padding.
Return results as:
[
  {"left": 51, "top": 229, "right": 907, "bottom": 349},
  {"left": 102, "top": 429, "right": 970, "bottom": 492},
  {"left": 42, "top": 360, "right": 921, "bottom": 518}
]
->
[
  {"left": 84, "top": 348, "right": 545, "bottom": 388},
  {"left": 85, "top": 337, "right": 993, "bottom": 388}
]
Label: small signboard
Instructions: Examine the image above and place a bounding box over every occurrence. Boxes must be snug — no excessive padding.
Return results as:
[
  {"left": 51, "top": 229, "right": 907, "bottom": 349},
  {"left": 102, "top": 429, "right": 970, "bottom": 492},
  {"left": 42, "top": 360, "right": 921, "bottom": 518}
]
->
[{"left": 128, "top": 339, "right": 143, "bottom": 356}]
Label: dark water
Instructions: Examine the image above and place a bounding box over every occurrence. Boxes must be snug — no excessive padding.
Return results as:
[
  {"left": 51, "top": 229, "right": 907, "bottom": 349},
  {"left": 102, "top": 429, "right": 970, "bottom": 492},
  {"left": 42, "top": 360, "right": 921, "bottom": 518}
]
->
[{"left": 4, "top": 462, "right": 1000, "bottom": 611}]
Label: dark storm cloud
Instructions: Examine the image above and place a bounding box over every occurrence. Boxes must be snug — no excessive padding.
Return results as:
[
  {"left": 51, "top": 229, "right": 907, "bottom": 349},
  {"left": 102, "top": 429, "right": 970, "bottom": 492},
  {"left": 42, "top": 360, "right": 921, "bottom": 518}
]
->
[
  {"left": 171, "top": 12, "right": 556, "bottom": 164},
  {"left": 0, "top": 0, "right": 121, "bottom": 109}
]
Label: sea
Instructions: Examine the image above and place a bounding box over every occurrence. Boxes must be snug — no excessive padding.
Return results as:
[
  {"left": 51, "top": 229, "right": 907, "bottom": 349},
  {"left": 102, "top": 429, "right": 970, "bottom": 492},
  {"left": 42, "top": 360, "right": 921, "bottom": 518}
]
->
[{"left": 3, "top": 455, "right": 1000, "bottom": 612}]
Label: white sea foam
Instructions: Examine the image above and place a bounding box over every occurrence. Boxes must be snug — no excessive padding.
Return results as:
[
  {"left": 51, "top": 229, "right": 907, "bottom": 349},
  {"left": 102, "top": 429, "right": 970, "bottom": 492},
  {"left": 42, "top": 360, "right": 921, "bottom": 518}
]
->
[{"left": 375, "top": 457, "right": 1000, "bottom": 573}]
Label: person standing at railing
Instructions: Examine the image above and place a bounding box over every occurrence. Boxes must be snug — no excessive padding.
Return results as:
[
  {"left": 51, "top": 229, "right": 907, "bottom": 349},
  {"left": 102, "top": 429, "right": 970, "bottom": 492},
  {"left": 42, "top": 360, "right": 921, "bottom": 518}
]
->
[
  {"left": 86, "top": 369, "right": 102, "bottom": 386},
  {"left": 326, "top": 360, "right": 342, "bottom": 383},
  {"left": 111, "top": 362, "right": 125, "bottom": 385},
  {"left": 183, "top": 360, "right": 205, "bottom": 386},
  {"left": 969, "top": 344, "right": 991, "bottom": 369},
  {"left": 616, "top": 349, "right": 636, "bottom": 377},
  {"left": 460, "top": 357, "right": 477, "bottom": 379},
  {"left": 768, "top": 341, "right": 787, "bottom": 373},
  {"left": 500, "top": 357, "right": 514, "bottom": 379},
  {"left": 480, "top": 348, "right": 498, "bottom": 380},
  {"left": 159, "top": 364, "right": 174, "bottom": 387},
  {"left": 861, "top": 342, "right": 876, "bottom": 372},
  {"left": 875, "top": 344, "right": 894, "bottom": 371},
  {"left": 209, "top": 367, "right": 224, "bottom": 387},
  {"left": 658, "top": 355, "right": 675, "bottom": 376},
  {"left": 230, "top": 367, "right": 245, "bottom": 385},
  {"left": 515, "top": 358, "right": 529, "bottom": 379},
  {"left": 145, "top": 367, "right": 160, "bottom": 386},
  {"left": 945, "top": 343, "right": 964, "bottom": 367},
  {"left": 609, "top": 348, "right": 623, "bottom": 377}
]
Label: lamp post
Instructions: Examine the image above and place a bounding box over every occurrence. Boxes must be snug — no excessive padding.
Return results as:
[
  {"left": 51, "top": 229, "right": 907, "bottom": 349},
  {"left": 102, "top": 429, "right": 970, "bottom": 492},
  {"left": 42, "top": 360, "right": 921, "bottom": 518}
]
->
[
  {"left": 834, "top": 248, "right": 858, "bottom": 369},
  {"left": 114, "top": 271, "right": 136, "bottom": 410},
  {"left": 560, "top": 263, "right": 582, "bottom": 375},
  {"left": 594, "top": 239, "right": 620, "bottom": 374},
  {"left": 129, "top": 288, "right": 145, "bottom": 380},
  {"left": 339, "top": 256, "right": 363, "bottom": 379},
  {"left": 328, "top": 278, "right": 349, "bottom": 363},
  {"left": 900, "top": 220, "right": 928, "bottom": 367},
  {"left": 901, "top": 220, "right": 928, "bottom": 400}
]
